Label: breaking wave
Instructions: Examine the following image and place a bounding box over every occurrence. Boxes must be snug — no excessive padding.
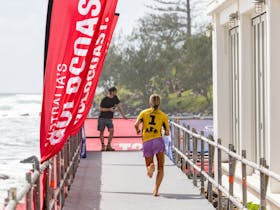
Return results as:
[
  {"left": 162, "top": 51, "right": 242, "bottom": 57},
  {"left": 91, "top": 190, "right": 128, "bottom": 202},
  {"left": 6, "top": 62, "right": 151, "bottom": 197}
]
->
[{"left": 0, "top": 94, "right": 42, "bottom": 118}]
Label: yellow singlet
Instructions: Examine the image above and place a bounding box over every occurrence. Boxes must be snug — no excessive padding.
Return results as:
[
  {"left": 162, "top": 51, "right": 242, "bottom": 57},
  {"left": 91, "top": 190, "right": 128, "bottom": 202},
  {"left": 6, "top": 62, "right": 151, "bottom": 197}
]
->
[{"left": 136, "top": 107, "right": 169, "bottom": 142}]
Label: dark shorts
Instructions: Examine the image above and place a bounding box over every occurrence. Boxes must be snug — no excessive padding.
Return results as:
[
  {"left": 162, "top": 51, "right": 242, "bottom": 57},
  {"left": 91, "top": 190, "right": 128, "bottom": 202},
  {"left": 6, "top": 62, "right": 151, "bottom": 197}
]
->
[
  {"left": 98, "top": 118, "right": 113, "bottom": 132},
  {"left": 143, "top": 137, "right": 165, "bottom": 158}
]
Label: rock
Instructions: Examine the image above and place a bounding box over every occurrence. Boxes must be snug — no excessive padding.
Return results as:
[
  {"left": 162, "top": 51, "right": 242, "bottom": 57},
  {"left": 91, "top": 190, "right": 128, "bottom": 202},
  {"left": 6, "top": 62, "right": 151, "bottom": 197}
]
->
[
  {"left": 0, "top": 174, "right": 9, "bottom": 180},
  {"left": 20, "top": 113, "right": 30, "bottom": 116},
  {"left": 20, "top": 155, "right": 38, "bottom": 163}
]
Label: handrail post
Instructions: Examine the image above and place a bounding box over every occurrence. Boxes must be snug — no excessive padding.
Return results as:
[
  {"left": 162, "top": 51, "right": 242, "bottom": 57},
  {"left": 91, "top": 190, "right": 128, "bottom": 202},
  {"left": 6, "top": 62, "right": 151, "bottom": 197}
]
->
[
  {"left": 25, "top": 172, "right": 32, "bottom": 210},
  {"left": 200, "top": 131, "right": 205, "bottom": 196},
  {"left": 227, "top": 144, "right": 236, "bottom": 210},
  {"left": 72, "top": 135, "right": 76, "bottom": 180},
  {"left": 207, "top": 135, "right": 214, "bottom": 203},
  {"left": 192, "top": 128, "right": 198, "bottom": 187},
  {"left": 66, "top": 140, "right": 71, "bottom": 192},
  {"left": 8, "top": 187, "right": 17, "bottom": 205},
  {"left": 69, "top": 138, "right": 74, "bottom": 186},
  {"left": 178, "top": 126, "right": 183, "bottom": 169},
  {"left": 241, "top": 150, "right": 247, "bottom": 208},
  {"left": 33, "top": 160, "right": 40, "bottom": 210},
  {"left": 50, "top": 159, "right": 55, "bottom": 209},
  {"left": 61, "top": 145, "right": 66, "bottom": 206},
  {"left": 174, "top": 125, "right": 180, "bottom": 166},
  {"left": 74, "top": 132, "right": 80, "bottom": 174},
  {"left": 182, "top": 130, "right": 187, "bottom": 173},
  {"left": 72, "top": 136, "right": 76, "bottom": 180},
  {"left": 186, "top": 125, "right": 191, "bottom": 179},
  {"left": 77, "top": 130, "right": 82, "bottom": 169},
  {"left": 56, "top": 152, "right": 61, "bottom": 209},
  {"left": 45, "top": 164, "right": 50, "bottom": 210},
  {"left": 260, "top": 158, "right": 269, "bottom": 210},
  {"left": 217, "top": 138, "right": 222, "bottom": 210}
]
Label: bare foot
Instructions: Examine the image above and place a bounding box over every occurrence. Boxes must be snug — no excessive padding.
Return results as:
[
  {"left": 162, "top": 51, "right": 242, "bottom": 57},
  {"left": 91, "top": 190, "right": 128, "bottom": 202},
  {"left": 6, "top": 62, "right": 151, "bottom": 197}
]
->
[
  {"left": 147, "top": 163, "right": 155, "bottom": 178},
  {"left": 153, "top": 189, "right": 159, "bottom": 196}
]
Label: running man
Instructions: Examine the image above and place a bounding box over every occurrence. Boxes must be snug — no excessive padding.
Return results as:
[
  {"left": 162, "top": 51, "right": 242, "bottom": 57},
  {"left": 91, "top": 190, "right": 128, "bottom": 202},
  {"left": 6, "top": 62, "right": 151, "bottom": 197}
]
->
[{"left": 134, "top": 94, "right": 169, "bottom": 196}]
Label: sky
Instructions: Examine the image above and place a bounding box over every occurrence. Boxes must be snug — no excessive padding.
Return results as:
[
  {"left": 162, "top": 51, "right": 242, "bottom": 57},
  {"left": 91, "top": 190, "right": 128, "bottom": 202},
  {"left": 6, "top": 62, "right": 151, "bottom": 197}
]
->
[{"left": 0, "top": 0, "right": 150, "bottom": 94}]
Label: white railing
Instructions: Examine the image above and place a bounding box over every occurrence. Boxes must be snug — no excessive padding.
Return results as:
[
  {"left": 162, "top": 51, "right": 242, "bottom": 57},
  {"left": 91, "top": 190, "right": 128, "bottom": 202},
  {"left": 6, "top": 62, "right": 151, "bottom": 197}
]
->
[{"left": 170, "top": 120, "right": 280, "bottom": 210}]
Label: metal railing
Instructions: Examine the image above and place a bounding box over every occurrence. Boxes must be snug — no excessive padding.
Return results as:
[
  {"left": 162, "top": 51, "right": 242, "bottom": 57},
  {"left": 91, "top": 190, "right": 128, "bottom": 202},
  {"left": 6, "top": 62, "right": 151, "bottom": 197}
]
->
[
  {"left": 170, "top": 120, "right": 280, "bottom": 210},
  {"left": 3, "top": 129, "right": 82, "bottom": 210}
]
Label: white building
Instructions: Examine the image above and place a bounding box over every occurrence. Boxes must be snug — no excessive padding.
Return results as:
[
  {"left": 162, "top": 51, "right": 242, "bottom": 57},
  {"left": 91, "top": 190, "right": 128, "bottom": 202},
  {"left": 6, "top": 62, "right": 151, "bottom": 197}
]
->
[{"left": 207, "top": 0, "right": 280, "bottom": 209}]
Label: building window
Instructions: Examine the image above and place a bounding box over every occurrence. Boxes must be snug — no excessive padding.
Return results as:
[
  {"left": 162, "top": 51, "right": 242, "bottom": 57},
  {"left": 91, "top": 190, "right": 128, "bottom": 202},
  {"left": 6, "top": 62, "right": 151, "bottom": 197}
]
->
[
  {"left": 229, "top": 27, "right": 240, "bottom": 153},
  {"left": 252, "top": 13, "right": 266, "bottom": 162}
]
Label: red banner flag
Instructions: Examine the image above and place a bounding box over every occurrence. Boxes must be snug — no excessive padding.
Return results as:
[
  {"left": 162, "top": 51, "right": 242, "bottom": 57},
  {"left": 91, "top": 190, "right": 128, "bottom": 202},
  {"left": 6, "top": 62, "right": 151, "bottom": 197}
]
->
[
  {"left": 40, "top": 0, "right": 118, "bottom": 162},
  {"left": 70, "top": 12, "right": 119, "bottom": 133},
  {"left": 105, "top": 13, "right": 119, "bottom": 53},
  {"left": 72, "top": 13, "right": 120, "bottom": 130},
  {"left": 84, "top": 13, "right": 119, "bottom": 96}
]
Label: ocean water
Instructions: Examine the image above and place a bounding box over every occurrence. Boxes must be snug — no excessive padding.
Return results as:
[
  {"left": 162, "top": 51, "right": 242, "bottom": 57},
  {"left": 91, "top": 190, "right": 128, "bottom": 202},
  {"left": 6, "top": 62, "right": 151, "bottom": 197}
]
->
[{"left": 0, "top": 93, "right": 41, "bottom": 205}]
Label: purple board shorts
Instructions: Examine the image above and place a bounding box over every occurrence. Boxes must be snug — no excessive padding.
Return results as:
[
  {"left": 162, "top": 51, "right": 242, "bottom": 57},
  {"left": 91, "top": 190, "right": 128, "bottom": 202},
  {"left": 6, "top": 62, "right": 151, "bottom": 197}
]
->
[{"left": 143, "top": 137, "right": 165, "bottom": 158}]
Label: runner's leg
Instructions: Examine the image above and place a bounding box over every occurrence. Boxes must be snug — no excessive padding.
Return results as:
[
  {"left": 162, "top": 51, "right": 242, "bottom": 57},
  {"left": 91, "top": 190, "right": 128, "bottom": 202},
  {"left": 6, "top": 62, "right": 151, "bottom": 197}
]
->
[
  {"left": 153, "top": 151, "right": 165, "bottom": 196},
  {"left": 145, "top": 156, "right": 155, "bottom": 178}
]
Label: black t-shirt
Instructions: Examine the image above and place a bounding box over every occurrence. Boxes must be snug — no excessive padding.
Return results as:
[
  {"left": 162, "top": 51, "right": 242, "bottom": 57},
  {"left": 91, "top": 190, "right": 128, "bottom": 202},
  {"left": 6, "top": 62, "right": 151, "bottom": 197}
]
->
[{"left": 99, "top": 95, "right": 120, "bottom": 119}]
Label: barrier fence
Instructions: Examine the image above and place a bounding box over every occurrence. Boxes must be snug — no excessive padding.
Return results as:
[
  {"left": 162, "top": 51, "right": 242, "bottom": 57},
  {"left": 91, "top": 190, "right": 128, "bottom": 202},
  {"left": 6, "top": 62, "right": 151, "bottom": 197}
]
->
[
  {"left": 3, "top": 129, "right": 82, "bottom": 210},
  {"left": 170, "top": 120, "right": 280, "bottom": 210}
]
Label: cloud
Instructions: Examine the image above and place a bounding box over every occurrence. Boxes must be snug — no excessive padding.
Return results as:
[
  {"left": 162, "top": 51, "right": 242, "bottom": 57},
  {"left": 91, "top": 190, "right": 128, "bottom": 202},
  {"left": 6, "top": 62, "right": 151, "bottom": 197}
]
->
[
  {"left": 0, "top": 0, "right": 148, "bottom": 93},
  {"left": 0, "top": 0, "right": 47, "bottom": 93}
]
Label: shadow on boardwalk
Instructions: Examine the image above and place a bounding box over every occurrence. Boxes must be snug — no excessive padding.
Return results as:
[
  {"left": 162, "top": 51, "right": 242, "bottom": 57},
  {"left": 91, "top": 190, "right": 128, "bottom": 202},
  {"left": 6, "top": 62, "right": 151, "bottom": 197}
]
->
[{"left": 63, "top": 151, "right": 214, "bottom": 210}]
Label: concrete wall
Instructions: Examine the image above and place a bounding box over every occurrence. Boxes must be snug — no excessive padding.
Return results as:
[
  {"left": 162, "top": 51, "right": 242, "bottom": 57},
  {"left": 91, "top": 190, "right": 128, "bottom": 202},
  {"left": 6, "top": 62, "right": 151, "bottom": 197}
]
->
[
  {"left": 209, "top": 0, "right": 280, "bottom": 202},
  {"left": 239, "top": 12, "right": 254, "bottom": 163},
  {"left": 212, "top": 13, "right": 231, "bottom": 154},
  {"left": 267, "top": 0, "right": 280, "bottom": 193}
]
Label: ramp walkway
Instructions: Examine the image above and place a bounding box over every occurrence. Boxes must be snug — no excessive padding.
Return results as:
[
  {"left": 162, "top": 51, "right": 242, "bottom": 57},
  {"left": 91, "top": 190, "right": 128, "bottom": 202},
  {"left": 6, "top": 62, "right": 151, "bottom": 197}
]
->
[{"left": 63, "top": 151, "right": 214, "bottom": 210}]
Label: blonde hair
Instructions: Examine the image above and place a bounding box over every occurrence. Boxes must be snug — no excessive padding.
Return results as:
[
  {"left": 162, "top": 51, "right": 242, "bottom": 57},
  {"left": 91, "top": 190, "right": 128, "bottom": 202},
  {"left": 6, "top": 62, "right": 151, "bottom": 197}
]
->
[{"left": 149, "top": 94, "right": 161, "bottom": 110}]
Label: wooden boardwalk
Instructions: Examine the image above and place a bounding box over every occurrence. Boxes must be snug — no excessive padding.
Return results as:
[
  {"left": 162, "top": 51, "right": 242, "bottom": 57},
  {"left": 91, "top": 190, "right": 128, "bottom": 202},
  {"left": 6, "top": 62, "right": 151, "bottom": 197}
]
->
[{"left": 63, "top": 151, "right": 214, "bottom": 210}]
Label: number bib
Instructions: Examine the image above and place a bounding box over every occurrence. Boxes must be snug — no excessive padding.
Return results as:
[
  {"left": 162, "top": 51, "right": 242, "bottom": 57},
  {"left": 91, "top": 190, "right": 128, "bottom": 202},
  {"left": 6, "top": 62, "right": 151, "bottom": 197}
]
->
[{"left": 136, "top": 108, "right": 169, "bottom": 142}]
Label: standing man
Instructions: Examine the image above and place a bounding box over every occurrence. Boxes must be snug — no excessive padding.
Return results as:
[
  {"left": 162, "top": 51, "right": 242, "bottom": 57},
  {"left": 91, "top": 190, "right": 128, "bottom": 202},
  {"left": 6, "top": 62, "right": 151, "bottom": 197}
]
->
[{"left": 98, "top": 87, "right": 126, "bottom": 151}]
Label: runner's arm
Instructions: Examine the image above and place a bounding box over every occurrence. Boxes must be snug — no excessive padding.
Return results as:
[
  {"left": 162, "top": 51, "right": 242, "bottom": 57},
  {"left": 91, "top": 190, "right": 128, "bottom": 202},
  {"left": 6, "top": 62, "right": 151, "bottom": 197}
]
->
[{"left": 134, "top": 119, "right": 141, "bottom": 134}]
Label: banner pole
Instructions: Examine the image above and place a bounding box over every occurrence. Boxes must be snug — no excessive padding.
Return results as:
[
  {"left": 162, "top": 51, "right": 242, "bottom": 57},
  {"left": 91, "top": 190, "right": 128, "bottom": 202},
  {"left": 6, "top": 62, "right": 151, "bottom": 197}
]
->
[{"left": 44, "top": 0, "right": 54, "bottom": 75}]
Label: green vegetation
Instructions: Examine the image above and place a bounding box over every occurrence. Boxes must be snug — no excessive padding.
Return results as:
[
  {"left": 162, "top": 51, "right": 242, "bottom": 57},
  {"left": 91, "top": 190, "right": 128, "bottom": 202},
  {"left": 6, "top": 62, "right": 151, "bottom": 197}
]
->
[
  {"left": 247, "top": 202, "right": 261, "bottom": 210},
  {"left": 165, "top": 90, "right": 208, "bottom": 114},
  {"left": 95, "top": 0, "right": 212, "bottom": 116}
]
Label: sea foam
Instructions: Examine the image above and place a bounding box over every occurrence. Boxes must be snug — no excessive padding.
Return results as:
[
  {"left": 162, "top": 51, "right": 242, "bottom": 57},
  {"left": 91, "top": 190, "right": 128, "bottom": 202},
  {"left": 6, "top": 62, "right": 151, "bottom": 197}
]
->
[{"left": 0, "top": 93, "right": 41, "bottom": 205}]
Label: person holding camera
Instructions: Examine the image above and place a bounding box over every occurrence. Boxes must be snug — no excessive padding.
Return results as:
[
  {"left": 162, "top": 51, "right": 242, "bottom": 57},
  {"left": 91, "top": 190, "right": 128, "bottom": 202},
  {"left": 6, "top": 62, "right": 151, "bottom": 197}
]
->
[{"left": 98, "top": 87, "right": 126, "bottom": 151}]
